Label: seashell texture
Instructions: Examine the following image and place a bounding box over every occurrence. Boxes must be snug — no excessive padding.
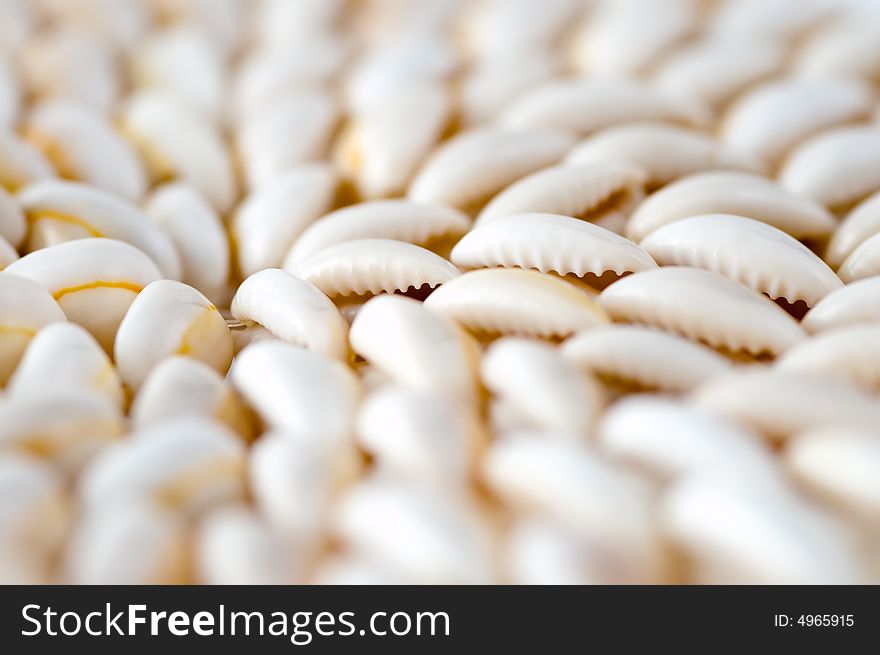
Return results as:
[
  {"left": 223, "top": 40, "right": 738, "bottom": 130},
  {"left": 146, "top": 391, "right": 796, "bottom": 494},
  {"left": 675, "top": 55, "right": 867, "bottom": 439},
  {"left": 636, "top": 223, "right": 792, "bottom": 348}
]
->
[
  {"left": 626, "top": 171, "right": 836, "bottom": 242},
  {"left": 802, "top": 277, "right": 880, "bottom": 333},
  {"left": 562, "top": 325, "right": 733, "bottom": 392},
  {"left": 474, "top": 163, "right": 645, "bottom": 230},
  {"left": 565, "top": 123, "right": 761, "bottom": 190},
  {"left": 114, "top": 280, "right": 233, "bottom": 391},
  {"left": 230, "top": 268, "right": 348, "bottom": 361},
  {"left": 838, "top": 233, "right": 880, "bottom": 283},
  {"left": 599, "top": 267, "right": 805, "bottom": 355},
  {"left": 452, "top": 213, "right": 657, "bottom": 277},
  {"left": 285, "top": 200, "right": 470, "bottom": 269},
  {"left": 4, "top": 239, "right": 162, "bottom": 353},
  {"left": 639, "top": 213, "right": 843, "bottom": 305},
  {"left": 775, "top": 325, "right": 880, "bottom": 392},
  {"left": 289, "top": 238, "right": 460, "bottom": 297},
  {"left": 424, "top": 268, "right": 609, "bottom": 339},
  {"left": 826, "top": 190, "right": 880, "bottom": 267}
]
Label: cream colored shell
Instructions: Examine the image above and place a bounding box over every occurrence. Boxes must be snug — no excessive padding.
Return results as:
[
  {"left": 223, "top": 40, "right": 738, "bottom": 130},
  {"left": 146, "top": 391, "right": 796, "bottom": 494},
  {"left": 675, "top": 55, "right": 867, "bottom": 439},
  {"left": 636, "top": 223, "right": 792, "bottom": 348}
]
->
[
  {"left": 0, "top": 186, "right": 26, "bottom": 248},
  {"left": 802, "top": 277, "right": 880, "bottom": 333},
  {"left": 0, "top": 234, "right": 17, "bottom": 269},
  {"left": 838, "top": 233, "right": 880, "bottom": 283},
  {"left": 826, "top": 190, "right": 880, "bottom": 267},
  {"left": 775, "top": 325, "right": 880, "bottom": 391},
  {"left": 0, "top": 131, "right": 55, "bottom": 195}
]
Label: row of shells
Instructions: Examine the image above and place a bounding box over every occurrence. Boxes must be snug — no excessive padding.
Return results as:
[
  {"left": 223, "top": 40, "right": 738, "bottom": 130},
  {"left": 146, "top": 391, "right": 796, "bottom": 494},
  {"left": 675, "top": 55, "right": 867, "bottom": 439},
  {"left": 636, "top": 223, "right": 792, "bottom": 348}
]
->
[{"left": 3, "top": 0, "right": 880, "bottom": 584}]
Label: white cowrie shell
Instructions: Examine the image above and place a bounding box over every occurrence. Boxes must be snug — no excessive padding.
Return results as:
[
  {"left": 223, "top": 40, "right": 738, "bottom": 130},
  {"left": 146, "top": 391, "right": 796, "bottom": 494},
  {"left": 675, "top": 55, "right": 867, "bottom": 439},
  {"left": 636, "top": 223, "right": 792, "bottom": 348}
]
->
[
  {"left": 0, "top": 234, "right": 16, "bottom": 269},
  {"left": 802, "top": 277, "right": 880, "bottom": 333},
  {"left": 230, "top": 340, "right": 360, "bottom": 444},
  {"left": 0, "top": 186, "right": 26, "bottom": 247},
  {"left": 408, "top": 127, "right": 574, "bottom": 211},
  {"left": 130, "top": 355, "right": 253, "bottom": 440},
  {"left": 720, "top": 78, "right": 874, "bottom": 169},
  {"left": 474, "top": 163, "right": 645, "bottom": 230},
  {"left": 356, "top": 386, "right": 475, "bottom": 485},
  {"left": 779, "top": 126, "right": 880, "bottom": 211},
  {"left": 230, "top": 268, "right": 348, "bottom": 361},
  {"left": 599, "top": 267, "right": 805, "bottom": 355},
  {"left": 196, "top": 506, "right": 298, "bottom": 585},
  {"left": 454, "top": 213, "right": 656, "bottom": 278},
  {"left": 285, "top": 200, "right": 470, "bottom": 269},
  {"left": 0, "top": 131, "right": 55, "bottom": 196},
  {"left": 5, "top": 238, "right": 162, "bottom": 353},
  {"left": 424, "top": 268, "right": 609, "bottom": 339},
  {"left": 349, "top": 294, "right": 479, "bottom": 407},
  {"left": 562, "top": 325, "right": 733, "bottom": 392},
  {"left": 24, "top": 101, "right": 147, "bottom": 202},
  {"left": 826, "top": 190, "right": 880, "bottom": 267},
  {"left": 795, "top": 20, "right": 880, "bottom": 83},
  {"left": 332, "top": 477, "right": 493, "bottom": 584},
  {"left": 626, "top": 171, "right": 836, "bottom": 241},
  {"left": 640, "top": 213, "right": 843, "bottom": 305},
  {"left": 0, "top": 390, "right": 123, "bottom": 472},
  {"left": 143, "top": 182, "right": 230, "bottom": 297},
  {"left": 114, "top": 280, "right": 232, "bottom": 391},
  {"left": 599, "top": 396, "right": 776, "bottom": 484},
  {"left": 838, "top": 233, "right": 880, "bottom": 282},
  {"left": 692, "top": 370, "right": 880, "bottom": 440},
  {"left": 79, "top": 416, "right": 246, "bottom": 515},
  {"left": 775, "top": 325, "right": 880, "bottom": 392},
  {"left": 17, "top": 180, "right": 181, "bottom": 279},
  {"left": 0, "top": 272, "right": 66, "bottom": 385},
  {"left": 337, "top": 83, "right": 451, "bottom": 199},
  {"left": 6, "top": 322, "right": 123, "bottom": 409},
  {"left": 565, "top": 123, "right": 762, "bottom": 189},
  {"left": 787, "top": 427, "right": 880, "bottom": 518},
  {"left": 500, "top": 77, "right": 708, "bottom": 136},
  {"left": 482, "top": 337, "right": 602, "bottom": 437},
  {"left": 290, "top": 238, "right": 460, "bottom": 297},
  {"left": 0, "top": 454, "right": 67, "bottom": 559},
  {"left": 232, "top": 164, "right": 337, "bottom": 277},
  {"left": 121, "top": 91, "right": 237, "bottom": 213}
]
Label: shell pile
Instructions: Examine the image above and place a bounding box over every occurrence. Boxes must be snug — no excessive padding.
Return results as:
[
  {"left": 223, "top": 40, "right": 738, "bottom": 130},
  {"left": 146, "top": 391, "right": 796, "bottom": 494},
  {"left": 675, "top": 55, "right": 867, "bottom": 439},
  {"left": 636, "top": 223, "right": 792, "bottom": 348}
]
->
[{"left": 2, "top": 0, "right": 880, "bottom": 584}]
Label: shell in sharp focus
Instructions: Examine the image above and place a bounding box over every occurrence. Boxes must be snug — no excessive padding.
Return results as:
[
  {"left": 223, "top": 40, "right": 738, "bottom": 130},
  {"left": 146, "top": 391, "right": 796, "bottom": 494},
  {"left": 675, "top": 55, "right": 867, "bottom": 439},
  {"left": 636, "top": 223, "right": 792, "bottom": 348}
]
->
[
  {"left": 5, "top": 238, "right": 161, "bottom": 353},
  {"left": 561, "top": 324, "right": 733, "bottom": 392},
  {"left": 626, "top": 171, "right": 836, "bottom": 242},
  {"left": 17, "top": 179, "right": 181, "bottom": 279},
  {"left": 826, "top": 190, "right": 880, "bottom": 267},
  {"left": 453, "top": 213, "right": 657, "bottom": 278},
  {"left": 407, "top": 127, "right": 575, "bottom": 211},
  {"left": 720, "top": 78, "right": 874, "bottom": 169},
  {"left": 285, "top": 200, "right": 470, "bottom": 269},
  {"left": 779, "top": 126, "right": 880, "bottom": 211},
  {"left": 288, "top": 238, "right": 460, "bottom": 297},
  {"left": 230, "top": 268, "right": 349, "bottom": 361},
  {"left": 802, "top": 276, "right": 880, "bottom": 333},
  {"left": 474, "top": 163, "right": 645, "bottom": 230},
  {"left": 598, "top": 267, "right": 806, "bottom": 355},
  {"left": 499, "top": 77, "right": 709, "bottom": 136},
  {"left": 232, "top": 164, "right": 338, "bottom": 278},
  {"left": 639, "top": 213, "right": 843, "bottom": 305},
  {"left": 229, "top": 340, "right": 360, "bottom": 445},
  {"left": 423, "top": 268, "right": 609, "bottom": 339},
  {"left": 6, "top": 322, "right": 123, "bottom": 409},
  {"left": 113, "top": 280, "right": 233, "bottom": 391},
  {"left": 565, "top": 123, "right": 762, "bottom": 190},
  {"left": 838, "top": 233, "right": 880, "bottom": 283},
  {"left": 349, "top": 294, "right": 479, "bottom": 407},
  {"left": 775, "top": 325, "right": 880, "bottom": 392},
  {"left": 0, "top": 186, "right": 26, "bottom": 248},
  {"left": 482, "top": 337, "right": 603, "bottom": 437},
  {"left": 78, "top": 417, "right": 246, "bottom": 516},
  {"left": 0, "top": 131, "right": 55, "bottom": 196},
  {"left": 692, "top": 369, "right": 880, "bottom": 439}
]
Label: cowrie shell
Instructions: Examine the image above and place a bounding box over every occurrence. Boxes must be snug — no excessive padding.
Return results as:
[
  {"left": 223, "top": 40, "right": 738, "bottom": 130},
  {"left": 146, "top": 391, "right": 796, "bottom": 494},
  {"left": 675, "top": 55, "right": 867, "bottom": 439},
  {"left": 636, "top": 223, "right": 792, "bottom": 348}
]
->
[
  {"left": 838, "top": 233, "right": 880, "bottom": 283},
  {"left": 114, "top": 280, "right": 233, "bottom": 391},
  {"left": 600, "top": 267, "right": 805, "bottom": 355},
  {"left": 562, "top": 325, "right": 733, "bottom": 392},
  {"left": 0, "top": 234, "right": 16, "bottom": 269},
  {"left": 232, "top": 164, "right": 338, "bottom": 277},
  {"left": 474, "top": 163, "right": 645, "bottom": 230},
  {"left": 795, "top": 20, "right": 880, "bottom": 83},
  {"left": 639, "top": 213, "right": 843, "bottom": 305},
  {"left": 0, "top": 186, "right": 26, "bottom": 248},
  {"left": 17, "top": 180, "right": 181, "bottom": 279},
  {"left": 565, "top": 123, "right": 761, "bottom": 190},
  {"left": 408, "top": 127, "right": 574, "bottom": 211},
  {"left": 826, "top": 190, "right": 880, "bottom": 267},
  {"left": 453, "top": 213, "right": 656, "bottom": 278},
  {"left": 5, "top": 238, "right": 162, "bottom": 353},
  {"left": 285, "top": 200, "right": 470, "bottom": 269},
  {"left": 0, "top": 271, "right": 66, "bottom": 385},
  {"left": 424, "top": 268, "right": 609, "bottom": 339},
  {"left": 802, "top": 277, "right": 880, "bottom": 333},
  {"left": 289, "top": 238, "right": 460, "bottom": 297},
  {"left": 230, "top": 268, "right": 348, "bottom": 361},
  {"left": 627, "top": 171, "right": 836, "bottom": 241},
  {"left": 775, "top": 325, "right": 880, "bottom": 391},
  {"left": 0, "top": 131, "right": 55, "bottom": 195},
  {"left": 349, "top": 294, "right": 479, "bottom": 406}
]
